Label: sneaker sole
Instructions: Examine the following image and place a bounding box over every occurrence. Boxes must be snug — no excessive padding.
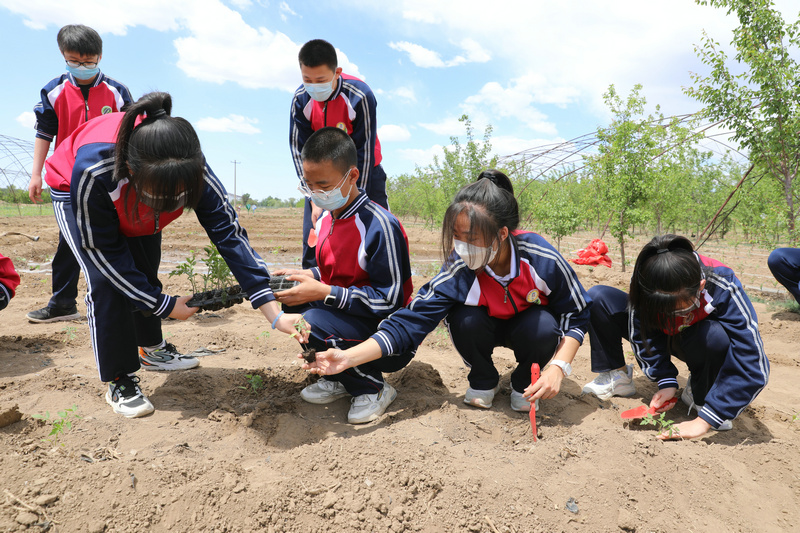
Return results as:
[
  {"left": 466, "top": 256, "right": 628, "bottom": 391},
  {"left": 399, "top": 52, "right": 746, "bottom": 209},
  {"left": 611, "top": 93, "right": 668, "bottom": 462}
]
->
[
  {"left": 27, "top": 312, "right": 81, "bottom": 324},
  {"left": 582, "top": 385, "right": 636, "bottom": 401},
  {"left": 105, "top": 390, "right": 154, "bottom": 418},
  {"left": 300, "top": 391, "right": 350, "bottom": 405},
  {"left": 139, "top": 357, "right": 200, "bottom": 372}
]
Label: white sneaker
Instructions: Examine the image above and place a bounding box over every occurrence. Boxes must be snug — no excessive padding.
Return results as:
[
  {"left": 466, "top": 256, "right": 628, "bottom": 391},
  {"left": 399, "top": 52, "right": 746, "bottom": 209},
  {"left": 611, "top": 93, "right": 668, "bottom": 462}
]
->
[
  {"left": 138, "top": 343, "right": 200, "bottom": 371},
  {"left": 300, "top": 378, "right": 349, "bottom": 404},
  {"left": 105, "top": 375, "right": 154, "bottom": 418},
  {"left": 510, "top": 389, "right": 539, "bottom": 412},
  {"left": 348, "top": 383, "right": 397, "bottom": 424},
  {"left": 681, "top": 379, "right": 733, "bottom": 431},
  {"left": 582, "top": 364, "right": 636, "bottom": 400},
  {"left": 464, "top": 385, "right": 500, "bottom": 409}
]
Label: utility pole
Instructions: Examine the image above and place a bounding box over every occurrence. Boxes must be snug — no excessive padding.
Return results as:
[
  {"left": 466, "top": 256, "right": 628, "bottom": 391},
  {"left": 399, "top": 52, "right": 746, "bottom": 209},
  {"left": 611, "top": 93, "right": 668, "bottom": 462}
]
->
[{"left": 231, "top": 160, "right": 240, "bottom": 211}]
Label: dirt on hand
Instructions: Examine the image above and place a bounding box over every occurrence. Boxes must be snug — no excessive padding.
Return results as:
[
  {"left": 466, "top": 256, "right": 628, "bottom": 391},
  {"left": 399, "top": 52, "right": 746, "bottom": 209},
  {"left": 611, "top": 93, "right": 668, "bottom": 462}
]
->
[{"left": 1, "top": 210, "right": 799, "bottom": 533}]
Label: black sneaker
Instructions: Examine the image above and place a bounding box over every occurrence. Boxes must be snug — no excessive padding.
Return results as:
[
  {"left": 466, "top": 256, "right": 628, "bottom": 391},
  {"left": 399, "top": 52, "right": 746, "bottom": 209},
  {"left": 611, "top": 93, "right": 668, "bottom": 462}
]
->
[
  {"left": 27, "top": 305, "right": 81, "bottom": 323},
  {"left": 105, "top": 375, "right": 154, "bottom": 418}
]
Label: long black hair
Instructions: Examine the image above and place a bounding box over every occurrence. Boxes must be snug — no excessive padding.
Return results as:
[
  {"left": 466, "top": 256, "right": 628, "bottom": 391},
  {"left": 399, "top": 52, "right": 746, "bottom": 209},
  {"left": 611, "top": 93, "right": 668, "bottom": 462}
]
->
[
  {"left": 441, "top": 170, "right": 519, "bottom": 267},
  {"left": 115, "top": 92, "right": 205, "bottom": 217},
  {"left": 629, "top": 234, "right": 705, "bottom": 335}
]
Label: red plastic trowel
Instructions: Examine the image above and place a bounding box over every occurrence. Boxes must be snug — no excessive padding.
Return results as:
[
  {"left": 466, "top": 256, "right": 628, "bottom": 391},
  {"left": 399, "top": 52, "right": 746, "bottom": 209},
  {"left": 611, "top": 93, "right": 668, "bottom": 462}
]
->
[
  {"left": 620, "top": 397, "right": 678, "bottom": 419},
  {"left": 530, "top": 363, "right": 540, "bottom": 441}
]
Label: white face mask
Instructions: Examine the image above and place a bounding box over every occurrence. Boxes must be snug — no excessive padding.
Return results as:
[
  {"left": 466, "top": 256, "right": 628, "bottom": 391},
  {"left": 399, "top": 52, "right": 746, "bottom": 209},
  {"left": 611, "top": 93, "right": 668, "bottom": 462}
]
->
[
  {"left": 303, "top": 81, "right": 334, "bottom": 102},
  {"left": 454, "top": 239, "right": 497, "bottom": 270}
]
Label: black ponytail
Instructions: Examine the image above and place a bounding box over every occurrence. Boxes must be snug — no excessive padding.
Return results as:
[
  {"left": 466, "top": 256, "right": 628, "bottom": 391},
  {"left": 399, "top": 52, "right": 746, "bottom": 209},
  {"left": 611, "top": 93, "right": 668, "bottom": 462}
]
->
[
  {"left": 629, "top": 234, "right": 704, "bottom": 335},
  {"left": 115, "top": 92, "right": 205, "bottom": 216},
  {"left": 441, "top": 170, "right": 519, "bottom": 266}
]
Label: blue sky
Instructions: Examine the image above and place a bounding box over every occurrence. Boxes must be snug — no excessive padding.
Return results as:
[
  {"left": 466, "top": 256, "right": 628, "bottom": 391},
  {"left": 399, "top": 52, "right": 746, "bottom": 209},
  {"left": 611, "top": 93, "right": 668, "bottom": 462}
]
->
[{"left": 1, "top": 0, "right": 797, "bottom": 201}]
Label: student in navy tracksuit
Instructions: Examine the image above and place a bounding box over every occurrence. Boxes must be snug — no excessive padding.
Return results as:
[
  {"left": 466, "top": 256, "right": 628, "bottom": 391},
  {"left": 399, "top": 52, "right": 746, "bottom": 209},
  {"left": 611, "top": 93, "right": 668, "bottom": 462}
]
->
[
  {"left": 767, "top": 248, "right": 800, "bottom": 304},
  {"left": 584, "top": 235, "right": 769, "bottom": 439},
  {"left": 290, "top": 39, "right": 387, "bottom": 269},
  {"left": 301, "top": 170, "right": 592, "bottom": 413},
  {"left": 44, "top": 92, "right": 308, "bottom": 418},
  {"left": 27, "top": 24, "right": 133, "bottom": 324},
  {"left": 274, "top": 127, "right": 413, "bottom": 424}
]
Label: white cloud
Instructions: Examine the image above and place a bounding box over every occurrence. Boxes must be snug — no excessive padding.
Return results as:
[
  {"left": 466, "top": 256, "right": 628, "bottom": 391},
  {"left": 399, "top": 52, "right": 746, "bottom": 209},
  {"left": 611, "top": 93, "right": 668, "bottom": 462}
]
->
[
  {"left": 389, "top": 38, "right": 490, "bottom": 68},
  {"left": 418, "top": 116, "right": 467, "bottom": 136},
  {"left": 229, "top": 0, "right": 252, "bottom": 8},
  {"left": 15, "top": 111, "right": 35, "bottom": 129},
  {"left": 378, "top": 124, "right": 411, "bottom": 142},
  {"left": 396, "top": 145, "right": 444, "bottom": 168},
  {"left": 0, "top": 0, "right": 359, "bottom": 91},
  {"left": 279, "top": 2, "right": 298, "bottom": 21},
  {"left": 195, "top": 114, "right": 261, "bottom": 134}
]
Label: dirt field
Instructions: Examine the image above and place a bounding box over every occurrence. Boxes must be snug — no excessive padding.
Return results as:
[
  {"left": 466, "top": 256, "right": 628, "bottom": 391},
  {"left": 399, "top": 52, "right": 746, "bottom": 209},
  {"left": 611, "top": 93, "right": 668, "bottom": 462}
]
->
[{"left": 1, "top": 209, "right": 799, "bottom": 533}]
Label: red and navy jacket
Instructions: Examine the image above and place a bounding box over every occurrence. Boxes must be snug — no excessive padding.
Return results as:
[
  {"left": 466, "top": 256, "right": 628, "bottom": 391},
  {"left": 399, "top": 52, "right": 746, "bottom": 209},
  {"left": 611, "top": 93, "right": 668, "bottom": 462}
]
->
[
  {"left": 34, "top": 71, "right": 132, "bottom": 149},
  {"left": 0, "top": 253, "right": 20, "bottom": 310},
  {"left": 310, "top": 190, "right": 412, "bottom": 319},
  {"left": 372, "top": 230, "right": 591, "bottom": 357},
  {"left": 43, "top": 113, "right": 275, "bottom": 318},
  {"left": 630, "top": 253, "right": 769, "bottom": 429},
  {"left": 290, "top": 73, "right": 382, "bottom": 192}
]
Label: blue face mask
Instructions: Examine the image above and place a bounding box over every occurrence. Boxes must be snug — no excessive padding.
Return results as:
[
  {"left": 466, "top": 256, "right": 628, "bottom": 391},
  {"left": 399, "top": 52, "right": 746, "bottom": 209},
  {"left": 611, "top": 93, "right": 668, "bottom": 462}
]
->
[
  {"left": 67, "top": 64, "right": 100, "bottom": 81},
  {"left": 303, "top": 81, "right": 334, "bottom": 102},
  {"left": 308, "top": 170, "right": 352, "bottom": 211}
]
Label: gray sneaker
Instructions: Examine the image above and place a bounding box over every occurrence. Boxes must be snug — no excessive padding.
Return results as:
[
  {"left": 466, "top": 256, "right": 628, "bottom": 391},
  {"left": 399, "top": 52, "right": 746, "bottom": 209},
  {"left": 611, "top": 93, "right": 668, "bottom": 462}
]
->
[
  {"left": 510, "top": 389, "right": 539, "bottom": 412},
  {"left": 138, "top": 343, "right": 199, "bottom": 371},
  {"left": 27, "top": 305, "right": 81, "bottom": 323},
  {"left": 348, "top": 383, "right": 397, "bottom": 424},
  {"left": 105, "top": 375, "right": 154, "bottom": 418},
  {"left": 582, "top": 364, "right": 636, "bottom": 400},
  {"left": 300, "top": 378, "right": 349, "bottom": 404},
  {"left": 464, "top": 385, "right": 501, "bottom": 409},
  {"left": 681, "top": 379, "right": 733, "bottom": 431}
]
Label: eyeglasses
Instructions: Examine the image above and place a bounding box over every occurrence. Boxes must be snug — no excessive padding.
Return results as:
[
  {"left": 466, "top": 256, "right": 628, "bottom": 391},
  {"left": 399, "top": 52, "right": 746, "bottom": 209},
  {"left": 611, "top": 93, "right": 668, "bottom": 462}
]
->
[
  {"left": 297, "top": 169, "right": 351, "bottom": 199},
  {"left": 671, "top": 296, "right": 701, "bottom": 318},
  {"left": 65, "top": 60, "right": 98, "bottom": 69}
]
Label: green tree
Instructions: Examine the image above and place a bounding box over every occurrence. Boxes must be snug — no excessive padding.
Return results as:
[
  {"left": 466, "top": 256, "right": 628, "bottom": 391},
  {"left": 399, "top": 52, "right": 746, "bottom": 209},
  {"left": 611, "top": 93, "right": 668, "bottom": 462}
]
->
[
  {"left": 685, "top": 0, "right": 800, "bottom": 242},
  {"left": 529, "top": 174, "right": 583, "bottom": 252},
  {"left": 387, "top": 114, "right": 497, "bottom": 227},
  {"left": 586, "top": 84, "right": 662, "bottom": 271}
]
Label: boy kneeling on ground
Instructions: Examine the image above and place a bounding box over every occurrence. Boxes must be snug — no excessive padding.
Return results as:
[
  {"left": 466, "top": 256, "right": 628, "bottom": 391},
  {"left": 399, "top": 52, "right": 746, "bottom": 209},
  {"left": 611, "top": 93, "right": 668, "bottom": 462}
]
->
[{"left": 274, "top": 127, "right": 414, "bottom": 424}]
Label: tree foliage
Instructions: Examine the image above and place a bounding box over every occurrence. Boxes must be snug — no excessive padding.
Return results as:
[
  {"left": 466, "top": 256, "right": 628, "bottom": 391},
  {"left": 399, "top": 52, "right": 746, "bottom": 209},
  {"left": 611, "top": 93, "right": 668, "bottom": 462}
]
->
[{"left": 686, "top": 0, "right": 800, "bottom": 240}]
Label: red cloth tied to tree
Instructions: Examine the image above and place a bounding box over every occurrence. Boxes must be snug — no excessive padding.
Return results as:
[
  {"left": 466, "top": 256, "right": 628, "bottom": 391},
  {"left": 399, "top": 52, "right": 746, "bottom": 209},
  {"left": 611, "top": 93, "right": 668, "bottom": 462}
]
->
[{"left": 572, "top": 239, "right": 612, "bottom": 268}]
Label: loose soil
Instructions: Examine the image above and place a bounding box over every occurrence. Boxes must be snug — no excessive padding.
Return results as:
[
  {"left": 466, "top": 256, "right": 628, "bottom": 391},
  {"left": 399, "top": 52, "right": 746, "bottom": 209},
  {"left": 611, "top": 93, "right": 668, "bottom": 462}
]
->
[{"left": 1, "top": 210, "right": 799, "bottom": 533}]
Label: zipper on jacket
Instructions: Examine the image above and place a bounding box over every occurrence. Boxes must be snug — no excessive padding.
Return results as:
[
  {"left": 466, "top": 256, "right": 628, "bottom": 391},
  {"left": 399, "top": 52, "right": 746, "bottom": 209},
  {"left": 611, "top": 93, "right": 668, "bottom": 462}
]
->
[
  {"left": 323, "top": 102, "right": 328, "bottom": 126},
  {"left": 493, "top": 278, "right": 519, "bottom": 314},
  {"left": 153, "top": 213, "right": 160, "bottom": 234},
  {"left": 84, "top": 98, "right": 89, "bottom": 121}
]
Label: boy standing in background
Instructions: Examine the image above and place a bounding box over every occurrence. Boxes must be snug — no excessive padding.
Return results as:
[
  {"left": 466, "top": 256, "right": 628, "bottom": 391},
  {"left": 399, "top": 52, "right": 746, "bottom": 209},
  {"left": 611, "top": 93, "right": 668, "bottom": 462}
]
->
[{"left": 27, "top": 24, "right": 133, "bottom": 324}]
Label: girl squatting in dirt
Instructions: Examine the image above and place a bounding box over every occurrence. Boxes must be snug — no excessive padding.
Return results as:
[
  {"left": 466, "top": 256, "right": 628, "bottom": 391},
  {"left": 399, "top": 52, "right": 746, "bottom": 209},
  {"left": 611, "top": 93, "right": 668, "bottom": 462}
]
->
[
  {"left": 302, "top": 170, "right": 592, "bottom": 412},
  {"left": 43, "top": 91, "right": 306, "bottom": 418},
  {"left": 583, "top": 235, "right": 770, "bottom": 439}
]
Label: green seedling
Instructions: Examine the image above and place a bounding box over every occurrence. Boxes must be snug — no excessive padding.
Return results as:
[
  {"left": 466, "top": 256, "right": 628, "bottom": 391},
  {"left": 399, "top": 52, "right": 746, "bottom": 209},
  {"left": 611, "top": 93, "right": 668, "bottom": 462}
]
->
[
  {"left": 257, "top": 330, "right": 271, "bottom": 340},
  {"left": 32, "top": 405, "right": 80, "bottom": 446},
  {"left": 640, "top": 412, "right": 680, "bottom": 438},
  {"left": 169, "top": 250, "right": 200, "bottom": 293},
  {"left": 62, "top": 326, "right": 77, "bottom": 341},
  {"left": 239, "top": 374, "right": 264, "bottom": 394}
]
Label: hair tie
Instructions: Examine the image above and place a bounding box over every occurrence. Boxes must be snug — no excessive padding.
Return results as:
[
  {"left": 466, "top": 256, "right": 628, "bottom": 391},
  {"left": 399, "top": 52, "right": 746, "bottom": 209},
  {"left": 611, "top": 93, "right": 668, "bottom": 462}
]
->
[
  {"left": 149, "top": 108, "right": 167, "bottom": 119},
  {"left": 656, "top": 248, "right": 669, "bottom": 254}
]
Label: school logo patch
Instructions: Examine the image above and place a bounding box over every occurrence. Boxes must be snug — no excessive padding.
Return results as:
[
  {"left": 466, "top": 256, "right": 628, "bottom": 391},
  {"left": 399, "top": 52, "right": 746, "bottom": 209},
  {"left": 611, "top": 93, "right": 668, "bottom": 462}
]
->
[
  {"left": 526, "top": 289, "right": 541, "bottom": 305},
  {"left": 101, "top": 106, "right": 113, "bottom": 114},
  {"left": 336, "top": 122, "right": 347, "bottom": 131}
]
